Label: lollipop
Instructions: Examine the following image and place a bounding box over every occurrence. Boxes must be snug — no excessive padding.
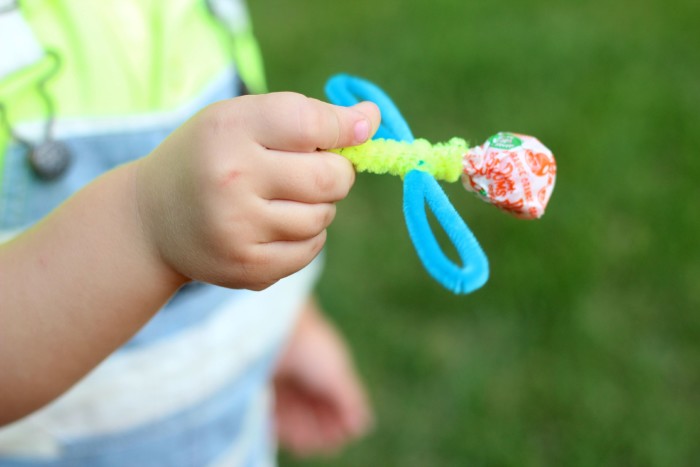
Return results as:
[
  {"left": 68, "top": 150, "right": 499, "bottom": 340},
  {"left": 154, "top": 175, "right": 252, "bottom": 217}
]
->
[
  {"left": 326, "top": 75, "right": 557, "bottom": 294},
  {"left": 332, "top": 132, "right": 556, "bottom": 219}
]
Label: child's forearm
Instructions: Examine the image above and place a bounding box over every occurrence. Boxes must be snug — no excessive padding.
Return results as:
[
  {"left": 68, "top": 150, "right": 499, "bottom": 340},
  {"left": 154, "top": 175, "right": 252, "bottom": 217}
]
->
[{"left": 0, "top": 161, "right": 187, "bottom": 426}]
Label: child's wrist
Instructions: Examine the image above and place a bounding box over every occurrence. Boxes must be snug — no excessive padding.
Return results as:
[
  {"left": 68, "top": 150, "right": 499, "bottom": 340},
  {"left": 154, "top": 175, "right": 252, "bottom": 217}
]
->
[{"left": 129, "top": 159, "right": 190, "bottom": 289}]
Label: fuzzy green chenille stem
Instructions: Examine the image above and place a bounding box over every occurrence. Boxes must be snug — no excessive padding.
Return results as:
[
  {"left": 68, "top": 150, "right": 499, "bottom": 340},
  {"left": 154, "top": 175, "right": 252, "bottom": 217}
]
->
[{"left": 330, "top": 137, "right": 468, "bottom": 183}]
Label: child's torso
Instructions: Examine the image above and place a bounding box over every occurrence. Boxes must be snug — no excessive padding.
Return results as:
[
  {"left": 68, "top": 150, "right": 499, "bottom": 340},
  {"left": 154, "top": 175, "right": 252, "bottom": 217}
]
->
[{"left": 0, "top": 3, "right": 307, "bottom": 465}]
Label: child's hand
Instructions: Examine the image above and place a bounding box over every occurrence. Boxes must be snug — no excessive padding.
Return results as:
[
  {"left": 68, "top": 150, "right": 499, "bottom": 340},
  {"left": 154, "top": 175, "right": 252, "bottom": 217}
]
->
[{"left": 136, "top": 93, "right": 379, "bottom": 290}]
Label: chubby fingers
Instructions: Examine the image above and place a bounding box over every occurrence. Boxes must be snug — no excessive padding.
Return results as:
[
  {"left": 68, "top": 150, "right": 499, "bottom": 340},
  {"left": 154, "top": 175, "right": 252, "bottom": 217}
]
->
[
  {"left": 260, "top": 149, "right": 355, "bottom": 203},
  {"left": 246, "top": 92, "right": 381, "bottom": 152},
  {"left": 257, "top": 200, "right": 336, "bottom": 243}
]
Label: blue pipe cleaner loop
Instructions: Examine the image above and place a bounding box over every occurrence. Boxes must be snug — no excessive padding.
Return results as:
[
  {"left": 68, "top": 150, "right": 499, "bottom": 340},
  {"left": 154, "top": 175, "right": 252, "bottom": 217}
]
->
[
  {"left": 403, "top": 171, "right": 489, "bottom": 294},
  {"left": 325, "top": 74, "right": 489, "bottom": 294}
]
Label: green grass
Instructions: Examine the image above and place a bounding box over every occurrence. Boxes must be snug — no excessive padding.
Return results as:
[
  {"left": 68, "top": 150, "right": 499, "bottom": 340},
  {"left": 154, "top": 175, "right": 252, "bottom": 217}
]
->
[{"left": 251, "top": 0, "right": 700, "bottom": 465}]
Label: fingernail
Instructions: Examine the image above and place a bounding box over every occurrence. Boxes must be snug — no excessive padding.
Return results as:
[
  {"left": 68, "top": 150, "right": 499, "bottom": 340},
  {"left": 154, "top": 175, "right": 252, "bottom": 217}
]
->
[{"left": 353, "top": 120, "right": 370, "bottom": 144}]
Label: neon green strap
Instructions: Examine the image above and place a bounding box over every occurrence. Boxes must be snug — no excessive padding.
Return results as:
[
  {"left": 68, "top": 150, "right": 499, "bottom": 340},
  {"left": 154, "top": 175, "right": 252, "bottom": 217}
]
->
[{"left": 230, "top": 28, "right": 268, "bottom": 94}]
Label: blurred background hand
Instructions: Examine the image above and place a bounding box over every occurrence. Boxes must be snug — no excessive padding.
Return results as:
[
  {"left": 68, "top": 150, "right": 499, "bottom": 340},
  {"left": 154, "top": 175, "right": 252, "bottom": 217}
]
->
[{"left": 273, "top": 299, "right": 373, "bottom": 458}]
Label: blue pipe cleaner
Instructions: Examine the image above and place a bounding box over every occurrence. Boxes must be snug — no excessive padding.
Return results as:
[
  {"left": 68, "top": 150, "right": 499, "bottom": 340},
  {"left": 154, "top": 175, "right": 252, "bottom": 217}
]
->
[{"left": 325, "top": 74, "right": 489, "bottom": 294}]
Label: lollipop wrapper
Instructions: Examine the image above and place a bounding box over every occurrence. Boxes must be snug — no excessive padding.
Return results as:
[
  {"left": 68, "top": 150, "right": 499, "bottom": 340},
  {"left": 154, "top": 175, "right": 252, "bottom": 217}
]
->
[{"left": 462, "top": 132, "right": 556, "bottom": 219}]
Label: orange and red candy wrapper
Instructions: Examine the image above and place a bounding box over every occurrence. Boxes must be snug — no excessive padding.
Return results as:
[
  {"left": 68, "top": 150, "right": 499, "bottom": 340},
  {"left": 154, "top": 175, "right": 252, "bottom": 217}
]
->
[{"left": 462, "top": 132, "right": 557, "bottom": 219}]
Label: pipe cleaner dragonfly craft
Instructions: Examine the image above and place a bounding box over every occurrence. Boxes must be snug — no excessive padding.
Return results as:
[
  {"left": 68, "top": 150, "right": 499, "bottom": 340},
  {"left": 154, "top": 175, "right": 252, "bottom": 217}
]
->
[{"left": 325, "top": 75, "right": 557, "bottom": 295}]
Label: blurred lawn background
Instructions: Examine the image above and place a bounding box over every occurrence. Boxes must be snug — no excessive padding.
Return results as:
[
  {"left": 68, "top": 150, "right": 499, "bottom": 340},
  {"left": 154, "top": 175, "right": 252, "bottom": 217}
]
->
[{"left": 250, "top": 0, "right": 699, "bottom": 465}]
